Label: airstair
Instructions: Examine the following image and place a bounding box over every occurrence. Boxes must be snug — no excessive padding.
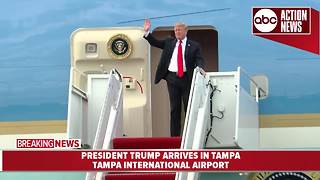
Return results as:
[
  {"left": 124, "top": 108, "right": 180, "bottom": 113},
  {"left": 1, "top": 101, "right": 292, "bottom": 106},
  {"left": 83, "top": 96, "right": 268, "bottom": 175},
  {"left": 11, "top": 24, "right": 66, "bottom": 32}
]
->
[{"left": 67, "top": 67, "right": 264, "bottom": 180}]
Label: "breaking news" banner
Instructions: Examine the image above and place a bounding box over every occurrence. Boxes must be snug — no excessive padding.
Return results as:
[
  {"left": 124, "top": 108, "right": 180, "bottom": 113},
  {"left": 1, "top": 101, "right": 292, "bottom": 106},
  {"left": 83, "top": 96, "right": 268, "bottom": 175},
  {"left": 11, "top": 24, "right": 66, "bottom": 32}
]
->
[
  {"left": 1, "top": 150, "right": 320, "bottom": 171},
  {"left": 16, "top": 139, "right": 81, "bottom": 149}
]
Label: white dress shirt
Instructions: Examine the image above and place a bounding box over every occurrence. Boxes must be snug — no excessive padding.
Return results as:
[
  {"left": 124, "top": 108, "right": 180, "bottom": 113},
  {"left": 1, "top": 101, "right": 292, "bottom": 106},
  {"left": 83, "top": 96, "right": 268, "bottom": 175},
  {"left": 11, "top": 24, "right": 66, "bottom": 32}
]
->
[{"left": 168, "top": 37, "right": 187, "bottom": 72}]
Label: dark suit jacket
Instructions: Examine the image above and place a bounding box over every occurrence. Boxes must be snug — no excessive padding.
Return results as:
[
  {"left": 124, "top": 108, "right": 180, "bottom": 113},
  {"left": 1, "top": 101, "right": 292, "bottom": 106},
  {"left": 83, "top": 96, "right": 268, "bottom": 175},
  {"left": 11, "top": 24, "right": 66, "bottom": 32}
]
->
[{"left": 144, "top": 33, "right": 204, "bottom": 84}]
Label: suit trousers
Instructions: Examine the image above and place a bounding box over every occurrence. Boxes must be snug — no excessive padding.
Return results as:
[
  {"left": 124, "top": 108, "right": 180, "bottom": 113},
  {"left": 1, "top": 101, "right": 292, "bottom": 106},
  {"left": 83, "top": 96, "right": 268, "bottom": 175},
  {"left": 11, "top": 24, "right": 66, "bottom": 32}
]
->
[{"left": 165, "top": 72, "right": 191, "bottom": 137}]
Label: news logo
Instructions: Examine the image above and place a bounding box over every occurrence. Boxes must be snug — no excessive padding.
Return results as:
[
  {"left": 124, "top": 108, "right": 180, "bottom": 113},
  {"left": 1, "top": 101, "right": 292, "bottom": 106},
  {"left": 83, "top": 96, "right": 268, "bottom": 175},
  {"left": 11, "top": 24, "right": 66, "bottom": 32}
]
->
[
  {"left": 252, "top": 7, "right": 311, "bottom": 34},
  {"left": 253, "top": 9, "right": 278, "bottom": 32},
  {"left": 252, "top": 7, "right": 319, "bottom": 55},
  {"left": 16, "top": 139, "right": 81, "bottom": 149}
]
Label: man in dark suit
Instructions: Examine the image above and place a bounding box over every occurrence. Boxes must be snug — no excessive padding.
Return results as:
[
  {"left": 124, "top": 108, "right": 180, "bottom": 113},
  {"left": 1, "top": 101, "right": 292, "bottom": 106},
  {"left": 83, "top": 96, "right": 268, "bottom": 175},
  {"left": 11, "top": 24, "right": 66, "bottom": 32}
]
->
[{"left": 143, "top": 19, "right": 205, "bottom": 137}]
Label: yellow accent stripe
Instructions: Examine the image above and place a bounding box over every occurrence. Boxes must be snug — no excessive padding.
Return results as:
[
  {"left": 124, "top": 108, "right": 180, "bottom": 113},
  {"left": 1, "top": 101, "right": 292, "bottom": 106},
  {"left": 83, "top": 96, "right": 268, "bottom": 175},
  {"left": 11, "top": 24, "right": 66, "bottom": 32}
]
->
[
  {"left": 260, "top": 113, "right": 320, "bottom": 128},
  {"left": 0, "top": 120, "right": 66, "bottom": 135},
  {"left": 0, "top": 113, "right": 320, "bottom": 134}
]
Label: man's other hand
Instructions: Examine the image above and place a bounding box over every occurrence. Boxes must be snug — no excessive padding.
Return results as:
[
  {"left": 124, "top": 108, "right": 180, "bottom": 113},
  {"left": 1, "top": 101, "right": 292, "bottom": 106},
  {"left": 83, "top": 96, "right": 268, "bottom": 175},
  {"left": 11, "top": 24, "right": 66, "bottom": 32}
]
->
[{"left": 199, "top": 67, "right": 206, "bottom": 76}]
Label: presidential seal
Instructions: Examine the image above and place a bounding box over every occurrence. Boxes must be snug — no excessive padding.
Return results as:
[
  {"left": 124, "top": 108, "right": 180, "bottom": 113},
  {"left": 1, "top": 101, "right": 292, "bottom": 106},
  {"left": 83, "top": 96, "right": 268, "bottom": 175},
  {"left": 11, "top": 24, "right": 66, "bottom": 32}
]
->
[
  {"left": 107, "top": 34, "right": 132, "bottom": 60},
  {"left": 250, "top": 172, "right": 320, "bottom": 180}
]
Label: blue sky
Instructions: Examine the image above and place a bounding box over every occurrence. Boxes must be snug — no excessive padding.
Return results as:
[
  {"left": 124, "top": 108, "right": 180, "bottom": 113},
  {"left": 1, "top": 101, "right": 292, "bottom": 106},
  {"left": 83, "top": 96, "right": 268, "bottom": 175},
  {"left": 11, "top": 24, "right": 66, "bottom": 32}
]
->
[{"left": 0, "top": 0, "right": 319, "bottom": 120}]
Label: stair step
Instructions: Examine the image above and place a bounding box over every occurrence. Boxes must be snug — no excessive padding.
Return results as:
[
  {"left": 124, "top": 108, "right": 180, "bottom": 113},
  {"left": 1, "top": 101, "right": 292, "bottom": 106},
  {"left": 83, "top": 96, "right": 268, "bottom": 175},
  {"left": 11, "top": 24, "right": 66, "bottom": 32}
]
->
[
  {"left": 113, "top": 137, "right": 182, "bottom": 149},
  {"left": 105, "top": 173, "right": 176, "bottom": 180}
]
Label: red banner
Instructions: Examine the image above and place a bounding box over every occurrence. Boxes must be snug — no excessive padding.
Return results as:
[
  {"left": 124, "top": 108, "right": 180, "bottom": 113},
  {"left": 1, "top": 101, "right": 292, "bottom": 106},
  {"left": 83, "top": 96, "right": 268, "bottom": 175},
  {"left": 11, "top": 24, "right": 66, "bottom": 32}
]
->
[{"left": 1, "top": 150, "right": 320, "bottom": 171}]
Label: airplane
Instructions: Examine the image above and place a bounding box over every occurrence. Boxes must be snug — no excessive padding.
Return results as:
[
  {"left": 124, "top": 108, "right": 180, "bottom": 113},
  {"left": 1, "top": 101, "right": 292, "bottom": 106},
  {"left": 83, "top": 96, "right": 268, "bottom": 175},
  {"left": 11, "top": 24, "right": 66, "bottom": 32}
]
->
[{"left": 0, "top": 0, "right": 319, "bottom": 180}]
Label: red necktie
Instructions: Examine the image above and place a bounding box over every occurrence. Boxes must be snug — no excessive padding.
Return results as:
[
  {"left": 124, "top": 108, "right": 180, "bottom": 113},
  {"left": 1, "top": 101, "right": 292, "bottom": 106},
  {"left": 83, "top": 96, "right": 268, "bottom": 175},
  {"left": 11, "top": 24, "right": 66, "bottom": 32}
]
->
[{"left": 177, "top": 40, "right": 184, "bottom": 78}]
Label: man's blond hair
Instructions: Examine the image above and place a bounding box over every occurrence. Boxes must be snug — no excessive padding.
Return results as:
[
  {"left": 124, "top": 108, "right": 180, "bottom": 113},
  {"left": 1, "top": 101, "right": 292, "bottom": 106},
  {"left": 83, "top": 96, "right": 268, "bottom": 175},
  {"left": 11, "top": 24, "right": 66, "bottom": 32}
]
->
[{"left": 175, "top": 22, "right": 188, "bottom": 30}]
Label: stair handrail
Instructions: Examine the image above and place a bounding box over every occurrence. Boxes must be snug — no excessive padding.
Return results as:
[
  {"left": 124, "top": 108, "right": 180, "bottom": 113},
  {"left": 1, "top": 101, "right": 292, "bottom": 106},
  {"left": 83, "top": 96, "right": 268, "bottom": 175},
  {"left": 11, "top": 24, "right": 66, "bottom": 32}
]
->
[
  {"left": 85, "top": 68, "right": 123, "bottom": 180},
  {"left": 237, "top": 67, "right": 266, "bottom": 101},
  {"left": 180, "top": 67, "right": 207, "bottom": 149},
  {"left": 177, "top": 67, "right": 209, "bottom": 180}
]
